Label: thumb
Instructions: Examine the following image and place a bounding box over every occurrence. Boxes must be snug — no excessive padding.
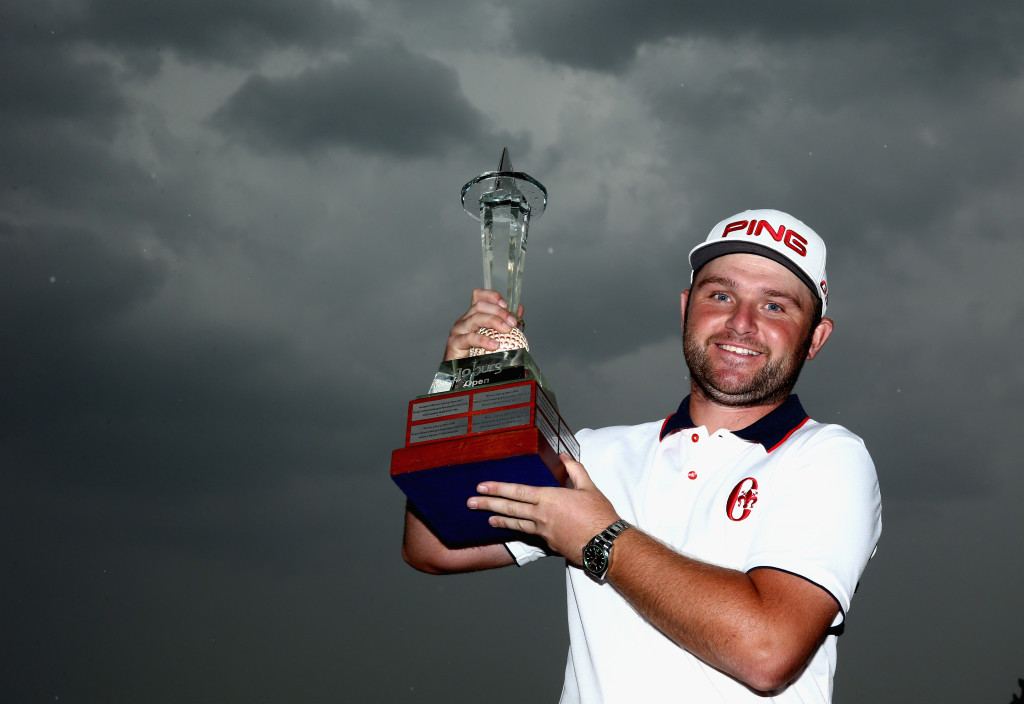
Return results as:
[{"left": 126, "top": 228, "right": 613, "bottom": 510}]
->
[{"left": 561, "top": 454, "right": 593, "bottom": 490}]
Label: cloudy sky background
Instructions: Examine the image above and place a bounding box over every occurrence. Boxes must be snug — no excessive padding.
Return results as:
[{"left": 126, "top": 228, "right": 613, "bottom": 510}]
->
[{"left": 3, "top": 1, "right": 1023, "bottom": 702}]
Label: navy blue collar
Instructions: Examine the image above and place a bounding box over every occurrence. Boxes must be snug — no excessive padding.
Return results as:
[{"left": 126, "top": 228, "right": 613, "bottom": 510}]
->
[{"left": 660, "top": 395, "right": 811, "bottom": 453}]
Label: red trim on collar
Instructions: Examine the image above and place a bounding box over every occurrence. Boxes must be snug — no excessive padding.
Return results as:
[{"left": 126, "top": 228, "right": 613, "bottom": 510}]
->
[
  {"left": 659, "top": 395, "right": 811, "bottom": 452},
  {"left": 764, "top": 415, "right": 810, "bottom": 453}
]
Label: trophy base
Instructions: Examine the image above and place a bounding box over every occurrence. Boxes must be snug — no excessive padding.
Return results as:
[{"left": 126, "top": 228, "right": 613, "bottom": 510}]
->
[
  {"left": 393, "top": 427, "right": 568, "bottom": 547},
  {"left": 392, "top": 378, "right": 578, "bottom": 548}
]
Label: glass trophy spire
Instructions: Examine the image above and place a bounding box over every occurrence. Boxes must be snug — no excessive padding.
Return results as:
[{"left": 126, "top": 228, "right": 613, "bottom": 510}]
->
[{"left": 461, "top": 148, "right": 547, "bottom": 328}]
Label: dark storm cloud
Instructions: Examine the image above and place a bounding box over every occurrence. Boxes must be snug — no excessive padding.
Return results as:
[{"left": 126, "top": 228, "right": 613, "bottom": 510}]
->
[
  {"left": 509, "top": 0, "right": 1024, "bottom": 74},
  {"left": 211, "top": 43, "right": 503, "bottom": 157},
  {"left": 641, "top": 61, "right": 1023, "bottom": 244},
  {"left": 0, "top": 219, "right": 366, "bottom": 502},
  {"left": 83, "top": 0, "right": 363, "bottom": 68},
  {"left": 0, "top": 44, "right": 125, "bottom": 137},
  {"left": 0, "top": 0, "right": 381, "bottom": 508},
  {"left": 0, "top": 219, "right": 162, "bottom": 337},
  {"left": 0, "top": 10, "right": 216, "bottom": 235},
  {"left": 0, "top": 220, "right": 164, "bottom": 489},
  {"left": 0, "top": 5, "right": 126, "bottom": 141},
  {"left": 0, "top": 120, "right": 207, "bottom": 236}
]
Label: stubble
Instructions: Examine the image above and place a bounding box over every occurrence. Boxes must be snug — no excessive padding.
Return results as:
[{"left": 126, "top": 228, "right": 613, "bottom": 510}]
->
[{"left": 682, "top": 319, "right": 813, "bottom": 408}]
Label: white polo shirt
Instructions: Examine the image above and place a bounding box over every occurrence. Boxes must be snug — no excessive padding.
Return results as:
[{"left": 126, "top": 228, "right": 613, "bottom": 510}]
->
[{"left": 508, "top": 395, "right": 882, "bottom": 704}]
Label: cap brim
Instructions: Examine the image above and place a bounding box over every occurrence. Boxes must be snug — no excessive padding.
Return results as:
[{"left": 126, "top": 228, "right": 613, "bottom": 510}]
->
[{"left": 689, "top": 241, "right": 821, "bottom": 306}]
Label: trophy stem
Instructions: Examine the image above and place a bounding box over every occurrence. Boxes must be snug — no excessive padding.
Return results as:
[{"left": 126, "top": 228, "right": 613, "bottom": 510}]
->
[
  {"left": 506, "top": 202, "right": 528, "bottom": 318},
  {"left": 481, "top": 202, "right": 495, "bottom": 296},
  {"left": 481, "top": 190, "right": 531, "bottom": 320}
]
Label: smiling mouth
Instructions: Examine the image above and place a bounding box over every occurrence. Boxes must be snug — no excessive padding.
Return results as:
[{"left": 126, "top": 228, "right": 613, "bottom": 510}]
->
[{"left": 717, "top": 343, "right": 762, "bottom": 357}]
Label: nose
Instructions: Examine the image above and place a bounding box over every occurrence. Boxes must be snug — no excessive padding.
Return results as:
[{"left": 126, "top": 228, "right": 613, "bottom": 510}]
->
[{"left": 725, "top": 301, "right": 757, "bottom": 336}]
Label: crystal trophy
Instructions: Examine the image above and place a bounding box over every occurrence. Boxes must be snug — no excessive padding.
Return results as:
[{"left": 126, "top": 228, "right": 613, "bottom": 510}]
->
[
  {"left": 427, "top": 147, "right": 551, "bottom": 395},
  {"left": 391, "top": 149, "right": 578, "bottom": 548}
]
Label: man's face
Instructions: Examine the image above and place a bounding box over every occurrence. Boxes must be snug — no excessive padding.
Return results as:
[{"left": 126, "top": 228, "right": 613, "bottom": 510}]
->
[{"left": 682, "top": 253, "right": 832, "bottom": 408}]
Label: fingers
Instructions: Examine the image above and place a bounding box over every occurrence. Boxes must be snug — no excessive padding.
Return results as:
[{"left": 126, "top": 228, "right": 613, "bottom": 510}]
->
[
  {"left": 444, "top": 289, "right": 523, "bottom": 360},
  {"left": 469, "top": 472, "right": 619, "bottom": 560},
  {"left": 444, "top": 329, "right": 499, "bottom": 360},
  {"left": 468, "top": 481, "right": 539, "bottom": 507},
  {"left": 487, "top": 514, "right": 534, "bottom": 533},
  {"left": 470, "top": 288, "right": 506, "bottom": 307},
  {"left": 467, "top": 482, "right": 542, "bottom": 533},
  {"left": 468, "top": 289, "right": 525, "bottom": 319}
]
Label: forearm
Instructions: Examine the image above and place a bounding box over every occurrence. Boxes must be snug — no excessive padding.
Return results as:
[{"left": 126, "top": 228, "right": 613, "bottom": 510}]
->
[
  {"left": 605, "top": 528, "right": 830, "bottom": 692},
  {"left": 464, "top": 459, "right": 834, "bottom": 689},
  {"left": 402, "top": 502, "right": 514, "bottom": 574}
]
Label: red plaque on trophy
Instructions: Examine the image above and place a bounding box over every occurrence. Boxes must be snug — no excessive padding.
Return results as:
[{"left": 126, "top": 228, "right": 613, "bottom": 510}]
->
[{"left": 391, "top": 150, "right": 577, "bottom": 548}]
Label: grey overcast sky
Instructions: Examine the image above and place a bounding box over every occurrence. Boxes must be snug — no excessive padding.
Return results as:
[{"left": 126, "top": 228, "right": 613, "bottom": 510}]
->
[{"left": 3, "top": 1, "right": 1023, "bottom": 702}]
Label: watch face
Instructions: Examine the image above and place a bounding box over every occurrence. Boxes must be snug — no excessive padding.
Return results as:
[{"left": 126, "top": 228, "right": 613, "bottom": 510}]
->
[{"left": 583, "top": 543, "right": 608, "bottom": 575}]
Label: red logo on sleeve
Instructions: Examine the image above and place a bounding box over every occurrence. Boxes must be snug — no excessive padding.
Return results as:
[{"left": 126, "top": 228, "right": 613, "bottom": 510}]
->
[{"left": 726, "top": 478, "right": 759, "bottom": 521}]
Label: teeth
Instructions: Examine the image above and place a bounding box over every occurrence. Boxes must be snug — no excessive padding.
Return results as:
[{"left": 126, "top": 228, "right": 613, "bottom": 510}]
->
[{"left": 719, "top": 344, "right": 761, "bottom": 356}]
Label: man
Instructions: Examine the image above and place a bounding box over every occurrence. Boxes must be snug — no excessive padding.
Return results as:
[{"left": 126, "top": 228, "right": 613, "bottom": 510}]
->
[{"left": 403, "top": 209, "right": 882, "bottom": 703}]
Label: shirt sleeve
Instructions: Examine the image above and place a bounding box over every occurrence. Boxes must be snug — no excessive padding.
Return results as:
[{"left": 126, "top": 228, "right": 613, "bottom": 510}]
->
[
  {"left": 743, "top": 425, "right": 882, "bottom": 617},
  {"left": 505, "top": 540, "right": 553, "bottom": 566}
]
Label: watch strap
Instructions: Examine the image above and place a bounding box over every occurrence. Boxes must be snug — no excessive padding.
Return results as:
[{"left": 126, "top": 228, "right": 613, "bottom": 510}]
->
[
  {"left": 585, "top": 519, "right": 631, "bottom": 579},
  {"left": 593, "top": 519, "right": 630, "bottom": 551}
]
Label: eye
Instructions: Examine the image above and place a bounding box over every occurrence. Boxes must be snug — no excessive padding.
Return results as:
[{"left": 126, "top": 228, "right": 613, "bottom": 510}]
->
[
  {"left": 765, "top": 302, "right": 783, "bottom": 313},
  {"left": 713, "top": 292, "right": 731, "bottom": 303}
]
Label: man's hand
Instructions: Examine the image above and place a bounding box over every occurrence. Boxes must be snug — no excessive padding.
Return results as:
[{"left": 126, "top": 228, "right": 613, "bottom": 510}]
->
[
  {"left": 445, "top": 289, "right": 523, "bottom": 361},
  {"left": 467, "top": 455, "right": 619, "bottom": 563}
]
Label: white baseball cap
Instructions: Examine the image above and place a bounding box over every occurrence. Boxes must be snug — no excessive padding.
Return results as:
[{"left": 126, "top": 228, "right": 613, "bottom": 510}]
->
[{"left": 688, "top": 209, "right": 829, "bottom": 315}]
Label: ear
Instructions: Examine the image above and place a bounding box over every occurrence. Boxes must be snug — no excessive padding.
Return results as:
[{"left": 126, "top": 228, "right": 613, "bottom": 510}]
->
[
  {"left": 806, "top": 317, "right": 834, "bottom": 360},
  {"left": 680, "top": 290, "right": 690, "bottom": 325}
]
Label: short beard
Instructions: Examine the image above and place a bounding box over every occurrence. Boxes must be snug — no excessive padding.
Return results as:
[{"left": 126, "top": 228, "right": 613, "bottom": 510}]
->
[{"left": 682, "top": 313, "right": 814, "bottom": 409}]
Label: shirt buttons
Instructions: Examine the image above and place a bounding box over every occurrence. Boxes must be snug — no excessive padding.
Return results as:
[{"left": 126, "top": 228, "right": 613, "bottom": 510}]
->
[
  {"left": 688, "top": 470, "right": 697, "bottom": 480},
  {"left": 691, "top": 433, "right": 700, "bottom": 443}
]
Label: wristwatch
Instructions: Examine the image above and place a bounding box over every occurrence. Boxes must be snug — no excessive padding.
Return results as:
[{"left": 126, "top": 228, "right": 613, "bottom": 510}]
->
[{"left": 582, "top": 519, "right": 631, "bottom": 580}]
